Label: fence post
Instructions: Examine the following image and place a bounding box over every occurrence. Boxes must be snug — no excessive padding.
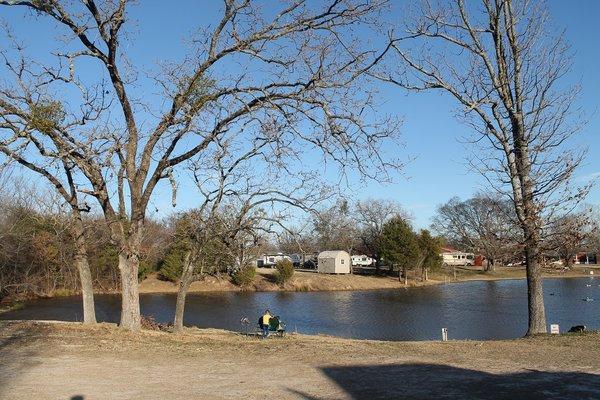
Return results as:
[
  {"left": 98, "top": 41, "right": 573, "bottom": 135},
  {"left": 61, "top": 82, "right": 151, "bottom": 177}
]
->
[{"left": 441, "top": 328, "right": 448, "bottom": 341}]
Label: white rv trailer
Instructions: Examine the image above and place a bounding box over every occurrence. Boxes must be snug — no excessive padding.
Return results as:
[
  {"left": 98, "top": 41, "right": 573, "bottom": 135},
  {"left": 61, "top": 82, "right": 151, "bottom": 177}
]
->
[
  {"left": 351, "top": 255, "right": 375, "bottom": 267},
  {"left": 441, "top": 251, "right": 474, "bottom": 267},
  {"left": 256, "top": 253, "right": 292, "bottom": 268}
]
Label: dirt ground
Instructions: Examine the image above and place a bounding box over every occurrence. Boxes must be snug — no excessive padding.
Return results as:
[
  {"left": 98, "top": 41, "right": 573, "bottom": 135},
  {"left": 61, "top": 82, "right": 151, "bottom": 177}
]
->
[
  {"left": 1, "top": 321, "right": 599, "bottom": 400},
  {"left": 137, "top": 265, "right": 600, "bottom": 294}
]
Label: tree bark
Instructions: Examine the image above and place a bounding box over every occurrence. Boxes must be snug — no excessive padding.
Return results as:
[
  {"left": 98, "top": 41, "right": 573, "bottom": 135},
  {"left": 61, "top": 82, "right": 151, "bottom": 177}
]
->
[
  {"left": 72, "top": 218, "right": 96, "bottom": 324},
  {"left": 486, "top": 258, "right": 496, "bottom": 273},
  {"left": 173, "top": 252, "right": 193, "bottom": 333},
  {"left": 118, "top": 249, "right": 141, "bottom": 331},
  {"left": 173, "top": 280, "right": 191, "bottom": 333},
  {"left": 515, "top": 123, "right": 547, "bottom": 335},
  {"left": 524, "top": 231, "right": 547, "bottom": 335}
]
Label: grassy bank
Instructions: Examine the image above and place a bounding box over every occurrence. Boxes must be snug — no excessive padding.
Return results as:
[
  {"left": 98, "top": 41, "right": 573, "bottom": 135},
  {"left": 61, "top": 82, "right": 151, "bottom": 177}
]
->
[
  {"left": 0, "top": 320, "right": 598, "bottom": 399},
  {"left": 138, "top": 265, "right": 600, "bottom": 294},
  {"left": 0, "top": 301, "right": 24, "bottom": 314},
  {"left": 3, "top": 265, "right": 596, "bottom": 307}
]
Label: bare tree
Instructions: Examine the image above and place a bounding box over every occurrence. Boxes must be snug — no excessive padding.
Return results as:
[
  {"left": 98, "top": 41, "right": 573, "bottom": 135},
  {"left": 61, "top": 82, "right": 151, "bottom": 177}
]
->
[
  {"left": 432, "top": 196, "right": 520, "bottom": 271},
  {"left": 584, "top": 206, "right": 600, "bottom": 261},
  {"left": 0, "top": 1, "right": 400, "bottom": 330},
  {"left": 355, "top": 198, "right": 407, "bottom": 271},
  {"left": 277, "top": 228, "right": 317, "bottom": 256},
  {"left": 170, "top": 133, "right": 326, "bottom": 332},
  {"left": 0, "top": 163, "right": 96, "bottom": 321},
  {"left": 545, "top": 211, "right": 591, "bottom": 269},
  {"left": 313, "top": 199, "right": 359, "bottom": 257},
  {"left": 381, "top": 0, "right": 588, "bottom": 334},
  {"left": 0, "top": 181, "right": 79, "bottom": 300}
]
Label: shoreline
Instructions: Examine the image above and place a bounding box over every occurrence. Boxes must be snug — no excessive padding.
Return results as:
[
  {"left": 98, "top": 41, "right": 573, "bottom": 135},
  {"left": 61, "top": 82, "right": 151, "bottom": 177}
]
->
[
  {"left": 136, "top": 272, "right": 598, "bottom": 296},
  {"left": 135, "top": 265, "right": 599, "bottom": 295},
  {"left": 2, "top": 265, "right": 597, "bottom": 306}
]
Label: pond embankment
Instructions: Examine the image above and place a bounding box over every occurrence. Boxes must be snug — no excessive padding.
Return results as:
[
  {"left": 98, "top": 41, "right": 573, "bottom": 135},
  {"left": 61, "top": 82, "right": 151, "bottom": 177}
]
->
[
  {"left": 138, "top": 265, "right": 600, "bottom": 294},
  {"left": 0, "top": 320, "right": 598, "bottom": 399}
]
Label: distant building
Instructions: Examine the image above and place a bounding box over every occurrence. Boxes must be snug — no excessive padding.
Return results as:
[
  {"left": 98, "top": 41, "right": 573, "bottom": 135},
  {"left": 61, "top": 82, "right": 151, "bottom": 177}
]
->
[
  {"left": 440, "top": 246, "right": 474, "bottom": 266},
  {"left": 351, "top": 255, "right": 375, "bottom": 267},
  {"left": 317, "top": 251, "right": 351, "bottom": 274},
  {"left": 575, "top": 252, "right": 597, "bottom": 265}
]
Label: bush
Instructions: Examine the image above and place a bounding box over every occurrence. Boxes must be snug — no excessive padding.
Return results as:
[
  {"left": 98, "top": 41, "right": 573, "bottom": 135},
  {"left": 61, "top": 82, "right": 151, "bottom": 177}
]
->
[
  {"left": 138, "top": 260, "right": 156, "bottom": 281},
  {"left": 275, "top": 259, "right": 294, "bottom": 285},
  {"left": 232, "top": 265, "right": 256, "bottom": 286},
  {"left": 141, "top": 315, "right": 171, "bottom": 331},
  {"left": 158, "top": 245, "right": 186, "bottom": 282}
]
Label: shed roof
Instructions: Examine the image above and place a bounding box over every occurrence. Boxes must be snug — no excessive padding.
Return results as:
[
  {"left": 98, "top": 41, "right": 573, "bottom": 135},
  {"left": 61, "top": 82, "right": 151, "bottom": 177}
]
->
[{"left": 318, "top": 250, "right": 349, "bottom": 258}]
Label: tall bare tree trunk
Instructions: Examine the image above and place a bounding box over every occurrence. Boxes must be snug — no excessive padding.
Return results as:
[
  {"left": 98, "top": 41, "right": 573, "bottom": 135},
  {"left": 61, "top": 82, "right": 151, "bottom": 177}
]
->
[
  {"left": 174, "top": 252, "right": 193, "bottom": 333},
  {"left": 524, "top": 230, "right": 546, "bottom": 335},
  {"left": 72, "top": 218, "right": 96, "bottom": 324},
  {"left": 118, "top": 249, "right": 141, "bottom": 331},
  {"left": 173, "top": 283, "right": 190, "bottom": 333},
  {"left": 518, "top": 133, "right": 547, "bottom": 335}
]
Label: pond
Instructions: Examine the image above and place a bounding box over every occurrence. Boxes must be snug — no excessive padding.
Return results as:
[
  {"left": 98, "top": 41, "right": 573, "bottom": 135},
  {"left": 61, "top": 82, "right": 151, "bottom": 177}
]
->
[{"left": 2, "top": 277, "right": 599, "bottom": 341}]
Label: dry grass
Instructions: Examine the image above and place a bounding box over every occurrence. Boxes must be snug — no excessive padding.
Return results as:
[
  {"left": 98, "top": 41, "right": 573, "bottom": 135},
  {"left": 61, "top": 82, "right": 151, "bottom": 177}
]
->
[{"left": 1, "top": 321, "right": 599, "bottom": 399}]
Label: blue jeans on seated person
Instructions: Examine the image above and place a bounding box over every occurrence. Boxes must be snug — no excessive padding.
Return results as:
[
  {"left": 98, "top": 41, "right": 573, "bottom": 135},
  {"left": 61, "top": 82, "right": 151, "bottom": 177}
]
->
[{"left": 262, "top": 324, "right": 269, "bottom": 338}]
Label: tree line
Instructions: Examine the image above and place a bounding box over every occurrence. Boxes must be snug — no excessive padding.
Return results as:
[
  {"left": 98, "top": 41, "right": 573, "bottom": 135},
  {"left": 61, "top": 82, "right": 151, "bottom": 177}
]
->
[{"left": 433, "top": 195, "right": 599, "bottom": 271}]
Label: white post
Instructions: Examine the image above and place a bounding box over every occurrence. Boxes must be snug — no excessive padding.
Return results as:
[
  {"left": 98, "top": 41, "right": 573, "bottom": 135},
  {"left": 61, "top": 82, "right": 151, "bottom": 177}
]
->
[
  {"left": 550, "top": 324, "right": 560, "bottom": 335},
  {"left": 441, "top": 328, "right": 448, "bottom": 341}
]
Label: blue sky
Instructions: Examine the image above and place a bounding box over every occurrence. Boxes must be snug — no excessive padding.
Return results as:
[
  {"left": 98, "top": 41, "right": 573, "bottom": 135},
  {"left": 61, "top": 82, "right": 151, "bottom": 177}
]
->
[{"left": 1, "top": 1, "right": 598, "bottom": 230}]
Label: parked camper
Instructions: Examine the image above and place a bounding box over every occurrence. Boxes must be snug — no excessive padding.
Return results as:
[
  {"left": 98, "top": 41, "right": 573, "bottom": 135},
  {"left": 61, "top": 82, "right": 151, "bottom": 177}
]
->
[
  {"left": 317, "top": 251, "right": 351, "bottom": 274},
  {"left": 257, "top": 253, "right": 292, "bottom": 268},
  {"left": 351, "top": 255, "right": 375, "bottom": 267},
  {"left": 440, "top": 251, "right": 474, "bottom": 267},
  {"left": 439, "top": 247, "right": 474, "bottom": 266}
]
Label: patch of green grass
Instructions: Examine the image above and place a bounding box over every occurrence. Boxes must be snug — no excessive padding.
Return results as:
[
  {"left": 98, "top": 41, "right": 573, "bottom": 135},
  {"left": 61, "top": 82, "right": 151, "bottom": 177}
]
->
[
  {"left": 53, "top": 288, "right": 76, "bottom": 297},
  {"left": 0, "top": 301, "right": 25, "bottom": 313}
]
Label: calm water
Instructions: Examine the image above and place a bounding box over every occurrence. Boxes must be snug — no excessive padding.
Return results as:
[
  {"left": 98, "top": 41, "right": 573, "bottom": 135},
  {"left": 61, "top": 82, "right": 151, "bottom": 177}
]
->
[{"left": 2, "top": 277, "right": 599, "bottom": 341}]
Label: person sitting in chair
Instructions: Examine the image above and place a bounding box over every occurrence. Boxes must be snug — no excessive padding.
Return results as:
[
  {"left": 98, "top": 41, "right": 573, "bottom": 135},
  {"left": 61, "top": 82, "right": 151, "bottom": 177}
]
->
[{"left": 269, "top": 315, "right": 285, "bottom": 335}]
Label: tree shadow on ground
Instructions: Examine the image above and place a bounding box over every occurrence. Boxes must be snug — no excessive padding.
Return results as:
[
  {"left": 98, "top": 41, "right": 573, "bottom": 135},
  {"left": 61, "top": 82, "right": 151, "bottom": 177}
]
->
[{"left": 289, "top": 363, "right": 600, "bottom": 400}]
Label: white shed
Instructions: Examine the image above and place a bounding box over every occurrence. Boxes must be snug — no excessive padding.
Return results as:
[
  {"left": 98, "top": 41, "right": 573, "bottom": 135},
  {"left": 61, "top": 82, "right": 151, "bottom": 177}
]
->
[{"left": 317, "top": 251, "right": 351, "bottom": 274}]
